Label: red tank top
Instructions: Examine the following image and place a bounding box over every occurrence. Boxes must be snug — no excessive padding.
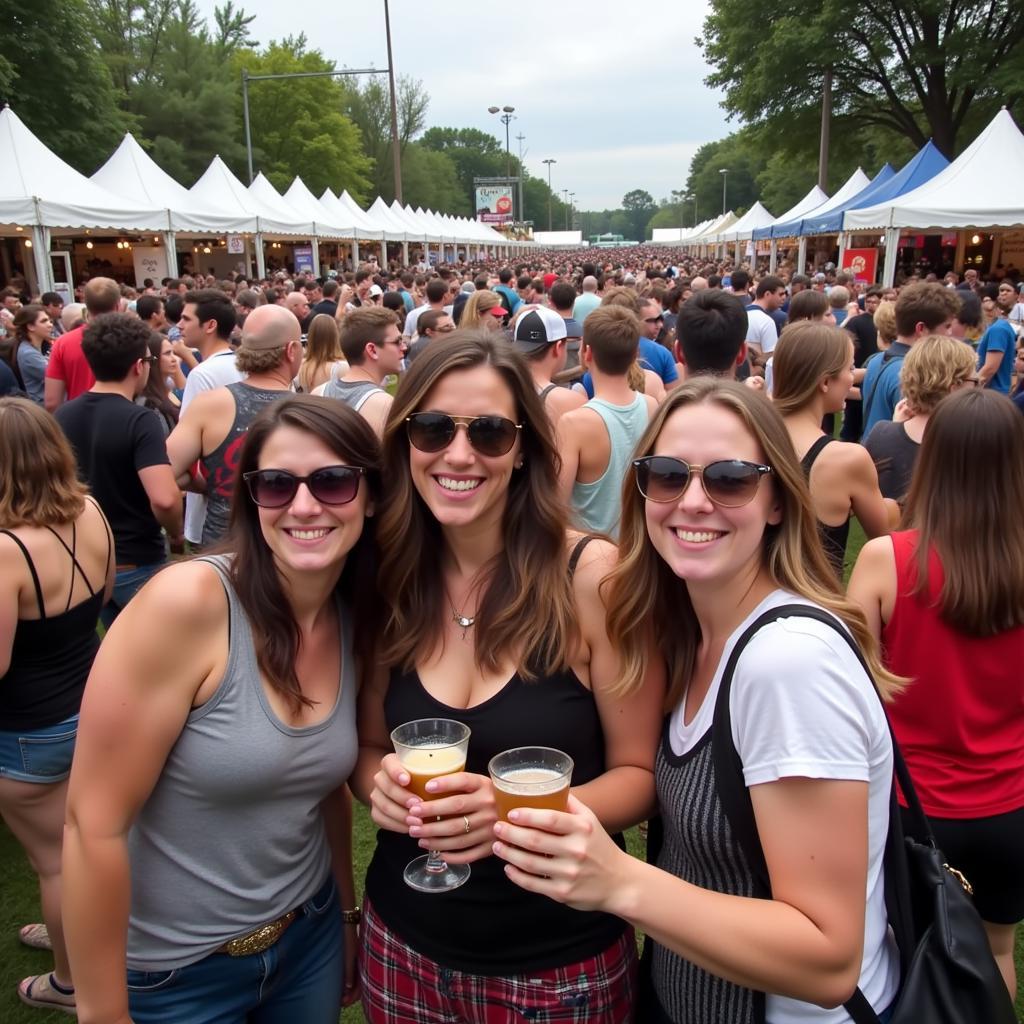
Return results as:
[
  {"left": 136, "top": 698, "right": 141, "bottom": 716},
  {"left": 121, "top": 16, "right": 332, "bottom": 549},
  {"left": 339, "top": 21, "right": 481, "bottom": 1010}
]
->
[{"left": 883, "top": 530, "right": 1024, "bottom": 818}]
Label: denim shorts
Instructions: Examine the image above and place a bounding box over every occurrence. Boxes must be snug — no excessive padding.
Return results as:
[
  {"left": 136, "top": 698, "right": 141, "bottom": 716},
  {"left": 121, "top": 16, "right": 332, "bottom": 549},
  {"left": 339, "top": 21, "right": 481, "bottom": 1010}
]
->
[{"left": 0, "top": 714, "right": 78, "bottom": 784}]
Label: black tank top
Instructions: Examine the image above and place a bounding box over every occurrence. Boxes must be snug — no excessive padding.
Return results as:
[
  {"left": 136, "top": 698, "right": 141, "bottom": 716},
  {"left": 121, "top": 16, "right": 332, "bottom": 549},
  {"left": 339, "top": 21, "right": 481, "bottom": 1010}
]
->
[
  {"left": 0, "top": 514, "right": 109, "bottom": 730},
  {"left": 364, "top": 541, "right": 627, "bottom": 974},
  {"left": 800, "top": 435, "right": 850, "bottom": 578}
]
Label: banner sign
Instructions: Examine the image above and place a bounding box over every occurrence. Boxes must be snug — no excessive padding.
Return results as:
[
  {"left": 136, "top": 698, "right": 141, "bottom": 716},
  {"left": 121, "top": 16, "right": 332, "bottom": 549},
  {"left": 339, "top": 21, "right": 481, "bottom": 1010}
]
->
[
  {"left": 841, "top": 247, "right": 879, "bottom": 283},
  {"left": 998, "top": 230, "right": 1024, "bottom": 266},
  {"left": 475, "top": 185, "right": 514, "bottom": 224},
  {"left": 132, "top": 246, "right": 168, "bottom": 287},
  {"left": 227, "top": 234, "right": 245, "bottom": 254},
  {"left": 293, "top": 245, "right": 314, "bottom": 274}
]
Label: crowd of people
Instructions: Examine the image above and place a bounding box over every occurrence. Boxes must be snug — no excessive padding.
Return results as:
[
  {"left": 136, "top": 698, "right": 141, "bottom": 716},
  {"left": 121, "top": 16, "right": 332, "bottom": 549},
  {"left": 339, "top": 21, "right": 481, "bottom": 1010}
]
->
[{"left": 0, "top": 246, "right": 1022, "bottom": 1024}]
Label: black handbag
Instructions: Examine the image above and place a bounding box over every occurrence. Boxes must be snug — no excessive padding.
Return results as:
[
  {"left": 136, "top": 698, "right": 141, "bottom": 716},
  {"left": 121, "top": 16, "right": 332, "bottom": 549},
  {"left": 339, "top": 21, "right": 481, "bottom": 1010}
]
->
[{"left": 712, "top": 604, "right": 1017, "bottom": 1024}]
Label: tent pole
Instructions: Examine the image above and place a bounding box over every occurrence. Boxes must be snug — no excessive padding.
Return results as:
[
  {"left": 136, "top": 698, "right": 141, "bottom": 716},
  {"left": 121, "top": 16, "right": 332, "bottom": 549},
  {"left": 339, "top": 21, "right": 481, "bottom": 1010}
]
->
[
  {"left": 352, "top": 240, "right": 359, "bottom": 268},
  {"left": 31, "top": 226, "right": 51, "bottom": 293},
  {"left": 798, "top": 237, "right": 808, "bottom": 275},
  {"left": 163, "top": 232, "right": 178, "bottom": 278},
  {"left": 882, "top": 227, "right": 899, "bottom": 287},
  {"left": 837, "top": 232, "right": 848, "bottom": 270},
  {"left": 255, "top": 233, "right": 266, "bottom": 279},
  {"left": 769, "top": 239, "right": 778, "bottom": 274},
  {"left": 310, "top": 238, "right": 321, "bottom": 279}
]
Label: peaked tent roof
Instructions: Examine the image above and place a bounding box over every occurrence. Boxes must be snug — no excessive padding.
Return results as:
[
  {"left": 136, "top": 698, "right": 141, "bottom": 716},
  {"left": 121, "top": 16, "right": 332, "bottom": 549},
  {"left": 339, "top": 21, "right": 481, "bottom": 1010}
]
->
[
  {"left": 752, "top": 185, "right": 829, "bottom": 240},
  {"left": 278, "top": 177, "right": 352, "bottom": 238},
  {"left": 0, "top": 107, "right": 168, "bottom": 231},
  {"left": 690, "top": 211, "right": 739, "bottom": 242},
  {"left": 770, "top": 168, "right": 872, "bottom": 238},
  {"left": 189, "top": 157, "right": 307, "bottom": 236},
  {"left": 92, "top": 134, "right": 247, "bottom": 233},
  {"left": 844, "top": 109, "right": 1024, "bottom": 230},
  {"left": 799, "top": 164, "right": 897, "bottom": 236},
  {"left": 720, "top": 201, "right": 776, "bottom": 242},
  {"left": 388, "top": 200, "right": 431, "bottom": 240},
  {"left": 652, "top": 226, "right": 698, "bottom": 243},
  {"left": 320, "top": 190, "right": 383, "bottom": 240},
  {"left": 248, "top": 174, "right": 315, "bottom": 237}
]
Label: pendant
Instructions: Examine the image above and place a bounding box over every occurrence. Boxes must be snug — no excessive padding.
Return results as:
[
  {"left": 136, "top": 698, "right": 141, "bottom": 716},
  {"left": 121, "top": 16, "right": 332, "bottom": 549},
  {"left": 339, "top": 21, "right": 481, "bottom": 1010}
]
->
[{"left": 453, "top": 612, "right": 475, "bottom": 640}]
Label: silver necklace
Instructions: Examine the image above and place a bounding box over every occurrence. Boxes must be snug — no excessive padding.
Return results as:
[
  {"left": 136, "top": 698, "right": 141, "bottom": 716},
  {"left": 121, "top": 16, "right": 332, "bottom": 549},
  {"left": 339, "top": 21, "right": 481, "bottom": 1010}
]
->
[{"left": 447, "top": 592, "right": 477, "bottom": 640}]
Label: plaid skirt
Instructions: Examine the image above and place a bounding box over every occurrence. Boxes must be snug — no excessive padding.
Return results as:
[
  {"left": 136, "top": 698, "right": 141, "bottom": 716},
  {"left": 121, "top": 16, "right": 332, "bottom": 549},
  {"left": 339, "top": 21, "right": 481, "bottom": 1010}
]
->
[{"left": 360, "top": 897, "right": 637, "bottom": 1023}]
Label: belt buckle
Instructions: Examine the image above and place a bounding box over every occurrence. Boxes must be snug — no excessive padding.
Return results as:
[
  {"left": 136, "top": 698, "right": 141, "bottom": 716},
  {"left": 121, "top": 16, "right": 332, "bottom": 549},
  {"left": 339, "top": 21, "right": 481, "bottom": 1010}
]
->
[{"left": 220, "top": 911, "right": 296, "bottom": 957}]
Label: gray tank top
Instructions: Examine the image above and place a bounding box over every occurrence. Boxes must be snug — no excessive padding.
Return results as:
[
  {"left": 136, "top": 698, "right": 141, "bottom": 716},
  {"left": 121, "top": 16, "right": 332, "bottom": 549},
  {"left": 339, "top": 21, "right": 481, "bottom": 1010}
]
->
[
  {"left": 570, "top": 393, "right": 649, "bottom": 539},
  {"left": 126, "top": 554, "right": 358, "bottom": 970},
  {"left": 321, "top": 377, "right": 385, "bottom": 412}
]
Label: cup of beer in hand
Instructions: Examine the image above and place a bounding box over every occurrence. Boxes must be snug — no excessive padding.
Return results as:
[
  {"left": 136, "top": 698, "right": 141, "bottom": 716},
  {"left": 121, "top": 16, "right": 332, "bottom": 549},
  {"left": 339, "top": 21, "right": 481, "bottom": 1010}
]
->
[{"left": 488, "top": 747, "right": 573, "bottom": 822}]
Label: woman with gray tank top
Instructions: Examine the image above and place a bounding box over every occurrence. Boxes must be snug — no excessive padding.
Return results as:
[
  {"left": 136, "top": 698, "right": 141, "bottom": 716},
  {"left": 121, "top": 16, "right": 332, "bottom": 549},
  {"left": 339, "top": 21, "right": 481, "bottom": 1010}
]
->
[{"left": 62, "top": 396, "right": 381, "bottom": 1024}]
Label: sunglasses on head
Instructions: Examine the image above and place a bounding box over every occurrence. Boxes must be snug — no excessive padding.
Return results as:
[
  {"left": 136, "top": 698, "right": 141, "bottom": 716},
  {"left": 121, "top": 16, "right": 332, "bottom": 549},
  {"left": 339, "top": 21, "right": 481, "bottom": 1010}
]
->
[
  {"left": 633, "top": 456, "right": 772, "bottom": 507},
  {"left": 406, "top": 412, "right": 522, "bottom": 457},
  {"left": 242, "top": 466, "right": 365, "bottom": 508}
]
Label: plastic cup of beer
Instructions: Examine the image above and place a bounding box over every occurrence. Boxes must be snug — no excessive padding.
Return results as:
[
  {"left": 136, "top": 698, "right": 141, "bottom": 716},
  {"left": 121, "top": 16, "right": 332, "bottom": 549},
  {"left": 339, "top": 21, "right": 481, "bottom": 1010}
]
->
[
  {"left": 391, "top": 718, "right": 471, "bottom": 893},
  {"left": 488, "top": 747, "right": 574, "bottom": 822}
]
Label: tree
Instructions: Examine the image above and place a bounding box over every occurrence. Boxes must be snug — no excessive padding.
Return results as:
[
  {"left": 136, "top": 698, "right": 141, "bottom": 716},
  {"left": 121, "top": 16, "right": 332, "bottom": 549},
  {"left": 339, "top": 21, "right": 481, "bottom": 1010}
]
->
[
  {"left": 419, "top": 126, "right": 506, "bottom": 210},
  {"left": 230, "top": 37, "right": 373, "bottom": 201},
  {"left": 622, "top": 189, "right": 657, "bottom": 240},
  {"left": 401, "top": 145, "right": 469, "bottom": 214},
  {"left": 3, "top": 0, "right": 129, "bottom": 171},
  {"left": 701, "top": 0, "right": 1024, "bottom": 157}
]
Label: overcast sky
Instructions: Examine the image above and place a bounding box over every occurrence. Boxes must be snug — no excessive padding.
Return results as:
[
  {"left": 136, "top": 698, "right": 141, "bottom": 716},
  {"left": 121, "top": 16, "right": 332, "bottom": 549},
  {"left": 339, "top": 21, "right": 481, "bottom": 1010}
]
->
[{"left": 196, "top": 0, "right": 732, "bottom": 210}]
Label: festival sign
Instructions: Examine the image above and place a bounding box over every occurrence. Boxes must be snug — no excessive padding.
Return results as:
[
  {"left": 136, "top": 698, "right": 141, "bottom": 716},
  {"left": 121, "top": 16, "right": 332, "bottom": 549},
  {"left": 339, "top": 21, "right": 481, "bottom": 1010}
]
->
[
  {"left": 841, "top": 247, "right": 879, "bottom": 283},
  {"left": 293, "top": 245, "right": 315, "bottom": 275},
  {"left": 475, "top": 185, "right": 514, "bottom": 224}
]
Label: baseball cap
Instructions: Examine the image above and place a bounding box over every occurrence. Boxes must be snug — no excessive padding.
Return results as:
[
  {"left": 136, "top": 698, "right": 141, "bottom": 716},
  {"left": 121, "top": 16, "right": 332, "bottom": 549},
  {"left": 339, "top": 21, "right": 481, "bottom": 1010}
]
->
[
  {"left": 368, "top": 284, "right": 384, "bottom": 297},
  {"left": 542, "top": 272, "right": 558, "bottom": 291},
  {"left": 512, "top": 306, "right": 567, "bottom": 353}
]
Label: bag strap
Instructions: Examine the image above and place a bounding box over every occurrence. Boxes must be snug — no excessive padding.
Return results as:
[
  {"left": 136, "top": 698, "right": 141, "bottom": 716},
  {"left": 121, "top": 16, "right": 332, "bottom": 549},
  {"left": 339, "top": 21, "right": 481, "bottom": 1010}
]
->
[
  {"left": 710, "top": 603, "right": 920, "bottom": 1023},
  {"left": 861, "top": 351, "right": 901, "bottom": 430}
]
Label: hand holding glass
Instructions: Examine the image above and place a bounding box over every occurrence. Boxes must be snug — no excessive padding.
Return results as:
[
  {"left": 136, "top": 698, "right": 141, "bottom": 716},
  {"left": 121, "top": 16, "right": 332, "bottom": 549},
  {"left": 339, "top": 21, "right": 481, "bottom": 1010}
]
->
[
  {"left": 391, "top": 718, "right": 472, "bottom": 893},
  {"left": 488, "top": 747, "right": 573, "bottom": 822}
]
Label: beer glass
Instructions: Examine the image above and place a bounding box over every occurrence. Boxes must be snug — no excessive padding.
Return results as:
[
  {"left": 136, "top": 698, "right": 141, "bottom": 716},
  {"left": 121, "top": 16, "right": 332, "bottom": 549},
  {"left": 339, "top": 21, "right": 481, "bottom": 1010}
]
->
[
  {"left": 488, "top": 746, "right": 573, "bottom": 822},
  {"left": 391, "top": 718, "right": 472, "bottom": 893}
]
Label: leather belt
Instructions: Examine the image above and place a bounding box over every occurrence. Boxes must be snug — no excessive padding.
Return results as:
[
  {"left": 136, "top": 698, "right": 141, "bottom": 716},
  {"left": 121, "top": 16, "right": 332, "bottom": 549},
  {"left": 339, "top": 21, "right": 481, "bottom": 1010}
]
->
[{"left": 215, "top": 909, "right": 297, "bottom": 957}]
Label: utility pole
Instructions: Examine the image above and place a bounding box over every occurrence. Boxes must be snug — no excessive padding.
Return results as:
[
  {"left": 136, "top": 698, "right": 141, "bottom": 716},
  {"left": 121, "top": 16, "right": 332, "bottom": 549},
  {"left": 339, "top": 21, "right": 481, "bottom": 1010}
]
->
[
  {"left": 384, "top": 0, "right": 403, "bottom": 202},
  {"left": 818, "top": 67, "right": 832, "bottom": 192},
  {"left": 542, "top": 158, "right": 556, "bottom": 231},
  {"left": 487, "top": 105, "right": 516, "bottom": 221},
  {"left": 515, "top": 132, "right": 526, "bottom": 231}
]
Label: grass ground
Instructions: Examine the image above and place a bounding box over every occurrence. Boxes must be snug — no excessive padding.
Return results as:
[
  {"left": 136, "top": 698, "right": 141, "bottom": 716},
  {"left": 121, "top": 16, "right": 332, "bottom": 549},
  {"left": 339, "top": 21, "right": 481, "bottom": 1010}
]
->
[{"left": 2, "top": 521, "right": 1018, "bottom": 1021}]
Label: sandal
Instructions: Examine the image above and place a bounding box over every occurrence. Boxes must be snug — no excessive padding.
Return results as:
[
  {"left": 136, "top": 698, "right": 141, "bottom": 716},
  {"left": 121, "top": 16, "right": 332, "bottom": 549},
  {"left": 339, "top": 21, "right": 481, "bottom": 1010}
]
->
[
  {"left": 18, "top": 923, "right": 52, "bottom": 951},
  {"left": 17, "top": 973, "right": 76, "bottom": 1014}
]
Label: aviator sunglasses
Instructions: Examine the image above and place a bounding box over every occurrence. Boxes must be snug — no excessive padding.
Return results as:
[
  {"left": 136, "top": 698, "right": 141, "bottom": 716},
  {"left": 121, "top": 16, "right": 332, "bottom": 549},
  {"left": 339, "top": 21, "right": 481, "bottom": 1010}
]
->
[
  {"left": 633, "top": 456, "right": 772, "bottom": 507},
  {"left": 406, "top": 412, "right": 522, "bottom": 457},
  {"left": 242, "top": 466, "right": 365, "bottom": 508}
]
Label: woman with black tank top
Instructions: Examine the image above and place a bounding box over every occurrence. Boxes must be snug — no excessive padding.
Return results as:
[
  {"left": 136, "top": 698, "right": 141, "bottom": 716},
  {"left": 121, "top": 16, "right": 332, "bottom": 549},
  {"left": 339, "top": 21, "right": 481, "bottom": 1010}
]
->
[
  {"left": 771, "top": 321, "right": 896, "bottom": 577},
  {"left": 494, "top": 379, "right": 904, "bottom": 1024},
  {"left": 352, "top": 331, "right": 664, "bottom": 1023},
  {"left": 63, "top": 397, "right": 380, "bottom": 1024},
  {"left": 0, "top": 398, "right": 113, "bottom": 1015}
]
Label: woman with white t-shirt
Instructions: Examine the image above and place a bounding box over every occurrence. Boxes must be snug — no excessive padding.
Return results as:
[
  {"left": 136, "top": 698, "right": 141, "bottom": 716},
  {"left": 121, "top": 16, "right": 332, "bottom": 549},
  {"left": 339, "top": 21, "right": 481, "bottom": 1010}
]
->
[{"left": 494, "top": 378, "right": 902, "bottom": 1024}]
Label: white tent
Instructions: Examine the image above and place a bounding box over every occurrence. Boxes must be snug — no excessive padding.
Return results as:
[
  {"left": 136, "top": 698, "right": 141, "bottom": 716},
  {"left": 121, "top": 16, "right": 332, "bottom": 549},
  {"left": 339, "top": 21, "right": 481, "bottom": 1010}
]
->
[
  {"left": 248, "top": 174, "right": 316, "bottom": 237},
  {"left": 719, "top": 201, "right": 775, "bottom": 243},
  {"left": 689, "top": 211, "right": 739, "bottom": 243},
  {"left": 752, "top": 185, "right": 828, "bottom": 240},
  {"left": 320, "top": 190, "right": 383, "bottom": 241},
  {"left": 844, "top": 108, "right": 1024, "bottom": 230},
  {"left": 652, "top": 226, "right": 700, "bottom": 243},
  {"left": 359, "top": 196, "right": 406, "bottom": 242},
  {"left": 189, "top": 157, "right": 306, "bottom": 237},
  {"left": 770, "top": 169, "right": 870, "bottom": 238},
  {"left": 92, "top": 134, "right": 247, "bottom": 234},
  {"left": 388, "top": 200, "right": 430, "bottom": 241},
  {"left": 533, "top": 231, "right": 583, "bottom": 246},
  {"left": 281, "top": 178, "right": 354, "bottom": 239}
]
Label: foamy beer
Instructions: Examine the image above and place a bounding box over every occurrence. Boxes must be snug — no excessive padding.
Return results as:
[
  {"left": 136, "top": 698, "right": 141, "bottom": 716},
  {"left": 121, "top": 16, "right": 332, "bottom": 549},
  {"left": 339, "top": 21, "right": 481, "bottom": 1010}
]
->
[{"left": 488, "top": 747, "right": 574, "bottom": 821}]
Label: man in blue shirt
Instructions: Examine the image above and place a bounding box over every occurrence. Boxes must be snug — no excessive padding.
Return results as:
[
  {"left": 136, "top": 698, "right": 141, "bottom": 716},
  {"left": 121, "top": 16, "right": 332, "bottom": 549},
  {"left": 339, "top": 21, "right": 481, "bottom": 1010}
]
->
[
  {"left": 637, "top": 297, "right": 680, "bottom": 389},
  {"left": 493, "top": 267, "right": 522, "bottom": 316},
  {"left": 860, "top": 282, "right": 961, "bottom": 441},
  {"left": 977, "top": 284, "right": 1017, "bottom": 394}
]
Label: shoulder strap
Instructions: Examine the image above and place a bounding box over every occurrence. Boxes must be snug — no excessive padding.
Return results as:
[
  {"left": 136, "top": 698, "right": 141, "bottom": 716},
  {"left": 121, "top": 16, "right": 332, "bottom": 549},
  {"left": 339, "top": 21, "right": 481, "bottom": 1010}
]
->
[
  {"left": 712, "top": 603, "right": 918, "bottom": 1023},
  {"left": 0, "top": 530, "right": 47, "bottom": 618},
  {"left": 567, "top": 535, "right": 596, "bottom": 580},
  {"left": 538, "top": 383, "right": 558, "bottom": 403},
  {"left": 353, "top": 384, "right": 385, "bottom": 412},
  {"left": 44, "top": 520, "right": 98, "bottom": 607},
  {"left": 800, "top": 434, "right": 834, "bottom": 472},
  {"left": 861, "top": 351, "right": 900, "bottom": 428}
]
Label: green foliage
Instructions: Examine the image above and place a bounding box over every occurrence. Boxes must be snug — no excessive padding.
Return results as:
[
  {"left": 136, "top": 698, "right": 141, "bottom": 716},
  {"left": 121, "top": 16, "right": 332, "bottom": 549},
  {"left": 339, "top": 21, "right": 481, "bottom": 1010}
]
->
[
  {"left": 622, "top": 189, "right": 657, "bottom": 240},
  {"left": 701, "top": 0, "right": 1024, "bottom": 157},
  {"left": 401, "top": 145, "right": 469, "bottom": 215},
  {"left": 231, "top": 37, "right": 373, "bottom": 201},
  {"left": 2, "top": 0, "right": 129, "bottom": 170},
  {"left": 420, "top": 126, "right": 507, "bottom": 208}
]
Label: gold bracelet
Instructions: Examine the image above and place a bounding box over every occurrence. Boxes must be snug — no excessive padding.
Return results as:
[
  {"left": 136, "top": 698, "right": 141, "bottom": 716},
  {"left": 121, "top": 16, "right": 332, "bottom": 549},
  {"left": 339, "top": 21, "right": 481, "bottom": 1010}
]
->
[{"left": 341, "top": 907, "right": 361, "bottom": 925}]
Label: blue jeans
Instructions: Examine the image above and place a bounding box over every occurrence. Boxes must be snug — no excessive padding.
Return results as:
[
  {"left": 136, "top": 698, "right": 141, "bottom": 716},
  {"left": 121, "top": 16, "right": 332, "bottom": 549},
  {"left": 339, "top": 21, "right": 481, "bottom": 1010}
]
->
[
  {"left": 100, "top": 561, "right": 166, "bottom": 628},
  {"left": 0, "top": 714, "right": 78, "bottom": 783},
  {"left": 127, "top": 875, "right": 343, "bottom": 1024}
]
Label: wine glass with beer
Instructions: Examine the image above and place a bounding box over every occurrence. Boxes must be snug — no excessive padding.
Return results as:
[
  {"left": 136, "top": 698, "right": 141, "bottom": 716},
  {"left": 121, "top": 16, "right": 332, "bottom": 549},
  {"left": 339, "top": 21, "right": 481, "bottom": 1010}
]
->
[
  {"left": 391, "top": 718, "right": 472, "bottom": 893},
  {"left": 488, "top": 747, "right": 574, "bottom": 821}
]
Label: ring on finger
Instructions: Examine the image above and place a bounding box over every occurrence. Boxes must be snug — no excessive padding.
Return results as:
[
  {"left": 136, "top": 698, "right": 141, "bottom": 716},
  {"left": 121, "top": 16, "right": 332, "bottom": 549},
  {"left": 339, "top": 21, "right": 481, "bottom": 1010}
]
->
[{"left": 463, "top": 814, "right": 471, "bottom": 834}]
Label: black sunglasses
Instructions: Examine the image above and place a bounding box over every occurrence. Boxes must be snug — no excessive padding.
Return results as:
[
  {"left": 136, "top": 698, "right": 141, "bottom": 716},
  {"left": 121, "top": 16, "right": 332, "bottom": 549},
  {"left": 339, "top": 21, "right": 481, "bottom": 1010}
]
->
[
  {"left": 242, "top": 466, "right": 365, "bottom": 508},
  {"left": 406, "top": 413, "right": 522, "bottom": 457},
  {"left": 633, "top": 456, "right": 772, "bottom": 507}
]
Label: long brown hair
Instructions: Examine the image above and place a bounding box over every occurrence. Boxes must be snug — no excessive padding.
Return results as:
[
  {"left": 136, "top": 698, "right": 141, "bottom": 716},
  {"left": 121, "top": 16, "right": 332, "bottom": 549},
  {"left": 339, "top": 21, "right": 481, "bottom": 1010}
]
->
[
  {"left": 224, "top": 396, "right": 381, "bottom": 710},
  {"left": 140, "top": 333, "right": 179, "bottom": 431},
  {"left": 377, "top": 330, "right": 577, "bottom": 678},
  {"left": 901, "top": 388, "right": 1024, "bottom": 635},
  {"left": 0, "top": 397, "right": 87, "bottom": 527},
  {"left": 771, "top": 321, "right": 852, "bottom": 416},
  {"left": 607, "top": 378, "right": 903, "bottom": 708},
  {"left": 298, "top": 313, "right": 342, "bottom": 391}
]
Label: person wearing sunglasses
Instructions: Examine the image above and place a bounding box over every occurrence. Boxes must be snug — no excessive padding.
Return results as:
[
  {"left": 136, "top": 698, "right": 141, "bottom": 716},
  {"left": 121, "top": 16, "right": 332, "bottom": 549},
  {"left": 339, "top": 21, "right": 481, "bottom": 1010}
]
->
[
  {"left": 772, "top": 321, "right": 897, "bottom": 578},
  {"left": 64, "top": 396, "right": 380, "bottom": 1024},
  {"left": 351, "top": 331, "right": 664, "bottom": 1023},
  {"left": 494, "top": 377, "right": 902, "bottom": 1024}
]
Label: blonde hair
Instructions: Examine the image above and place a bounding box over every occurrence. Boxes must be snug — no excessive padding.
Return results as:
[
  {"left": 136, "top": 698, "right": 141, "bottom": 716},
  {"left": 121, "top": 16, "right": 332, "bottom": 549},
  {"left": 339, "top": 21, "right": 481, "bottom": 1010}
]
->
[
  {"left": 460, "top": 290, "right": 504, "bottom": 330},
  {"left": 771, "top": 321, "right": 852, "bottom": 416},
  {"left": 900, "top": 335, "right": 977, "bottom": 415},
  {"left": 606, "top": 378, "right": 903, "bottom": 708},
  {"left": 873, "top": 300, "right": 897, "bottom": 344},
  {"left": 0, "top": 398, "right": 87, "bottom": 527}
]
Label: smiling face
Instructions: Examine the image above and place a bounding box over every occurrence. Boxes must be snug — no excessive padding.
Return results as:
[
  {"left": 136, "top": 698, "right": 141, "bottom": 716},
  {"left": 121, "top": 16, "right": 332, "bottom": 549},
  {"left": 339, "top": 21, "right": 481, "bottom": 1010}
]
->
[
  {"left": 408, "top": 364, "right": 521, "bottom": 534},
  {"left": 255, "top": 424, "right": 371, "bottom": 577},
  {"left": 644, "top": 401, "right": 780, "bottom": 589}
]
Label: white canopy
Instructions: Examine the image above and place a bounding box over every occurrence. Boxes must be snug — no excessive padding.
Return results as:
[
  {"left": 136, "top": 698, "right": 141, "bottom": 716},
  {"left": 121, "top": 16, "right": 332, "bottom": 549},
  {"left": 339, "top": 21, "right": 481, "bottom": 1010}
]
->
[
  {"left": 92, "top": 134, "right": 245, "bottom": 233},
  {"left": 652, "top": 225, "right": 700, "bottom": 243},
  {"left": 388, "top": 200, "right": 431, "bottom": 240},
  {"left": 770, "top": 170, "right": 870, "bottom": 238},
  {"left": 533, "top": 231, "right": 583, "bottom": 246},
  {"left": 248, "top": 174, "right": 316, "bottom": 237},
  {"left": 320, "top": 190, "right": 383, "bottom": 241},
  {"left": 189, "top": 157, "right": 308, "bottom": 237},
  {"left": 360, "top": 196, "right": 407, "bottom": 241},
  {"left": 844, "top": 108, "right": 1024, "bottom": 230},
  {"left": 279, "top": 177, "right": 352, "bottom": 239},
  {"left": 689, "top": 211, "right": 739, "bottom": 243},
  {"left": 0, "top": 107, "right": 167, "bottom": 231},
  {"left": 719, "top": 201, "right": 775, "bottom": 243},
  {"left": 751, "top": 185, "right": 829, "bottom": 240}
]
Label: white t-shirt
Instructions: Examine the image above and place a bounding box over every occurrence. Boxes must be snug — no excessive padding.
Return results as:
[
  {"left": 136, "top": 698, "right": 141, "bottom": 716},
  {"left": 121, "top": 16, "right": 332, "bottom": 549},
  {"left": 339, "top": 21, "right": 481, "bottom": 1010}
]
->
[
  {"left": 180, "top": 350, "right": 245, "bottom": 545},
  {"left": 746, "top": 306, "right": 780, "bottom": 355},
  {"left": 669, "top": 589, "right": 899, "bottom": 1024}
]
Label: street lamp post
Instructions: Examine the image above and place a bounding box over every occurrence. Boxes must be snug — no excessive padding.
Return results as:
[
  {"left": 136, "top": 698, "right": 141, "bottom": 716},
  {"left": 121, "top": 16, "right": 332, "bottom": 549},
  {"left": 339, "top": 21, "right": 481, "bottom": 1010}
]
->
[
  {"left": 487, "top": 105, "right": 516, "bottom": 221},
  {"left": 569, "top": 193, "right": 575, "bottom": 232},
  {"left": 562, "top": 190, "right": 569, "bottom": 230},
  {"left": 542, "top": 158, "right": 556, "bottom": 231},
  {"left": 719, "top": 168, "right": 729, "bottom": 215}
]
